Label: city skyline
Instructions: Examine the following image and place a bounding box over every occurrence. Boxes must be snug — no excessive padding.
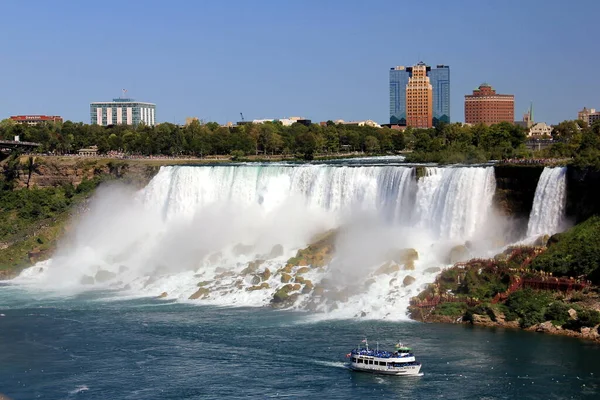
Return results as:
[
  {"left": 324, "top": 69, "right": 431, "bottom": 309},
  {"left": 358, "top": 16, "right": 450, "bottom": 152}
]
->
[{"left": 1, "top": 0, "right": 598, "bottom": 125}]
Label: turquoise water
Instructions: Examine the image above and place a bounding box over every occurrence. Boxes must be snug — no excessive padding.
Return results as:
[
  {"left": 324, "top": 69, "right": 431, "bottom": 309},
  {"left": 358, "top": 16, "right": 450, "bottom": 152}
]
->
[{"left": 1, "top": 285, "right": 599, "bottom": 399}]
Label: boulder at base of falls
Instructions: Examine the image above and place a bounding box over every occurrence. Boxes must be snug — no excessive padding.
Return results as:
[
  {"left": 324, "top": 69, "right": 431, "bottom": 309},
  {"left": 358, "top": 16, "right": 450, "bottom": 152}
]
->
[
  {"left": 286, "top": 230, "right": 337, "bottom": 268},
  {"left": 158, "top": 292, "right": 168, "bottom": 298},
  {"left": 189, "top": 287, "right": 210, "bottom": 300},
  {"left": 258, "top": 268, "right": 271, "bottom": 281},
  {"left": 268, "top": 244, "right": 284, "bottom": 259},
  {"left": 95, "top": 270, "right": 117, "bottom": 283},
  {"left": 280, "top": 273, "right": 292, "bottom": 283},
  {"left": 448, "top": 245, "right": 470, "bottom": 264},
  {"left": 80, "top": 275, "right": 95, "bottom": 285},
  {"left": 424, "top": 267, "right": 441, "bottom": 274},
  {"left": 374, "top": 261, "right": 400, "bottom": 276},
  {"left": 197, "top": 280, "right": 212, "bottom": 287},
  {"left": 402, "top": 275, "right": 416, "bottom": 286},
  {"left": 296, "top": 266, "right": 311, "bottom": 275},
  {"left": 247, "top": 282, "right": 270, "bottom": 291},
  {"left": 533, "top": 234, "right": 550, "bottom": 247},
  {"left": 387, "top": 248, "right": 419, "bottom": 265},
  {"left": 313, "top": 284, "right": 326, "bottom": 296},
  {"left": 403, "top": 260, "right": 415, "bottom": 270},
  {"left": 271, "top": 284, "right": 300, "bottom": 308},
  {"left": 251, "top": 275, "right": 261, "bottom": 285},
  {"left": 241, "top": 260, "right": 264, "bottom": 275},
  {"left": 302, "top": 280, "right": 314, "bottom": 294}
]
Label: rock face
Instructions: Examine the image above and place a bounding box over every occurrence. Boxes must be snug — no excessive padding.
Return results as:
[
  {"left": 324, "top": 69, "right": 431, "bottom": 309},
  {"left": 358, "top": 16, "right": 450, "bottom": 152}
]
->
[
  {"left": 189, "top": 287, "right": 210, "bottom": 300},
  {"left": 375, "top": 262, "right": 400, "bottom": 276},
  {"left": 402, "top": 275, "right": 416, "bottom": 287},
  {"left": 388, "top": 248, "right": 419, "bottom": 265},
  {"left": 286, "top": 230, "right": 337, "bottom": 268},
  {"left": 158, "top": 292, "right": 168, "bottom": 298},
  {"left": 448, "top": 245, "right": 470, "bottom": 264}
]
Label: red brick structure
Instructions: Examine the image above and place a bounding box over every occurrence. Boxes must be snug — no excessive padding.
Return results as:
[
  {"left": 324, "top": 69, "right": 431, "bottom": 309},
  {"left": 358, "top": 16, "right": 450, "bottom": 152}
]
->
[
  {"left": 10, "top": 115, "right": 63, "bottom": 125},
  {"left": 464, "top": 84, "right": 514, "bottom": 125}
]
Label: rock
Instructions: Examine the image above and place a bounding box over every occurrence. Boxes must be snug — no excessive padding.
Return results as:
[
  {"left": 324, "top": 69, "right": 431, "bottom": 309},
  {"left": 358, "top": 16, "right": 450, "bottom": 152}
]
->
[
  {"left": 302, "top": 280, "right": 314, "bottom": 294},
  {"left": 279, "top": 264, "right": 294, "bottom": 274},
  {"left": 403, "top": 260, "right": 415, "bottom": 271},
  {"left": 258, "top": 268, "right": 271, "bottom": 281},
  {"left": 247, "top": 282, "right": 270, "bottom": 291},
  {"left": 271, "top": 284, "right": 294, "bottom": 305},
  {"left": 533, "top": 234, "right": 550, "bottom": 247},
  {"left": 268, "top": 244, "right": 284, "bottom": 259},
  {"left": 568, "top": 308, "right": 578, "bottom": 320},
  {"left": 494, "top": 253, "right": 508, "bottom": 262},
  {"left": 241, "top": 260, "right": 265, "bottom": 275},
  {"left": 286, "top": 230, "right": 337, "bottom": 268},
  {"left": 388, "top": 248, "right": 419, "bottom": 265},
  {"left": 296, "top": 266, "right": 311, "bottom": 275},
  {"left": 471, "top": 313, "right": 492, "bottom": 325},
  {"left": 389, "top": 278, "right": 397, "bottom": 287},
  {"left": 294, "top": 275, "right": 306, "bottom": 284},
  {"left": 80, "top": 275, "right": 95, "bottom": 285},
  {"left": 424, "top": 267, "right": 441, "bottom": 274},
  {"left": 536, "top": 321, "right": 557, "bottom": 333},
  {"left": 233, "top": 243, "right": 255, "bottom": 257},
  {"left": 292, "top": 283, "right": 302, "bottom": 291},
  {"left": 448, "top": 245, "right": 470, "bottom": 264},
  {"left": 95, "top": 270, "right": 117, "bottom": 283},
  {"left": 251, "top": 275, "right": 261, "bottom": 285},
  {"left": 189, "top": 287, "right": 210, "bottom": 300},
  {"left": 374, "top": 261, "right": 400, "bottom": 276},
  {"left": 281, "top": 273, "right": 292, "bottom": 283},
  {"left": 197, "top": 280, "right": 212, "bottom": 287},
  {"left": 313, "top": 284, "right": 326, "bottom": 296},
  {"left": 402, "top": 275, "right": 416, "bottom": 287},
  {"left": 158, "top": 292, "right": 168, "bottom": 298}
]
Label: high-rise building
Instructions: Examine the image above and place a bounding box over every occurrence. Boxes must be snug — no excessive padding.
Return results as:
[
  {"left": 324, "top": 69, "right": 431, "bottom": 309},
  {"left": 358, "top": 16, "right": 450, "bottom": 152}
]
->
[
  {"left": 406, "top": 64, "right": 433, "bottom": 128},
  {"left": 389, "top": 62, "right": 450, "bottom": 126},
  {"left": 90, "top": 98, "right": 156, "bottom": 126},
  {"left": 464, "top": 83, "right": 514, "bottom": 125}
]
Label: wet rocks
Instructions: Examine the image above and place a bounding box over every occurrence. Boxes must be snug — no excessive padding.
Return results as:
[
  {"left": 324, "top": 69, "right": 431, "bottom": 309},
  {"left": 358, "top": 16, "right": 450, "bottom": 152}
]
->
[
  {"left": 189, "top": 287, "right": 210, "bottom": 300},
  {"left": 448, "top": 245, "right": 470, "bottom": 264},
  {"left": 241, "top": 260, "right": 264, "bottom": 275},
  {"left": 402, "top": 275, "right": 416, "bottom": 286},
  {"left": 247, "top": 282, "right": 270, "bottom": 291},
  {"left": 280, "top": 273, "right": 292, "bottom": 283},
  {"left": 158, "top": 292, "right": 168, "bottom": 298},
  {"left": 374, "top": 262, "right": 400, "bottom": 276}
]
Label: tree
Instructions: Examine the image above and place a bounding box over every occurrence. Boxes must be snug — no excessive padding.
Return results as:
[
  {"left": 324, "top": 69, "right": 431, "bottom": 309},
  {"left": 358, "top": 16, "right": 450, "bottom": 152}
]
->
[{"left": 364, "top": 136, "right": 380, "bottom": 153}]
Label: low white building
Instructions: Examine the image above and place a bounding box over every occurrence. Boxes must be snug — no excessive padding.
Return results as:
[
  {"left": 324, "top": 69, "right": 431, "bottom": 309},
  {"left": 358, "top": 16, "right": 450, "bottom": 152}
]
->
[
  {"left": 334, "top": 119, "right": 381, "bottom": 128},
  {"left": 528, "top": 122, "right": 552, "bottom": 137}
]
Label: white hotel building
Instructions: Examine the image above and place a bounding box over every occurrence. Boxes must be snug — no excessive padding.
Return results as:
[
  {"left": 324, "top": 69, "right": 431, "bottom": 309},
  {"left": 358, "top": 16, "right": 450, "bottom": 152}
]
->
[{"left": 90, "top": 98, "right": 156, "bottom": 126}]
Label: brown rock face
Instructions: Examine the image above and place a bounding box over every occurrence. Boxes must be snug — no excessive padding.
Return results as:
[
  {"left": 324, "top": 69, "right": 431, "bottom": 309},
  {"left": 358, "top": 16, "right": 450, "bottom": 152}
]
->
[
  {"left": 158, "top": 292, "right": 168, "bottom": 298},
  {"left": 402, "top": 275, "right": 416, "bottom": 286},
  {"left": 189, "top": 287, "right": 210, "bottom": 300}
]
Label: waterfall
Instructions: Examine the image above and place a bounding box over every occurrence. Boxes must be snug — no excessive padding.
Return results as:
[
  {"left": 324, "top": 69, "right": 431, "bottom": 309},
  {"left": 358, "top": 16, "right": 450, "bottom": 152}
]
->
[
  {"left": 17, "top": 163, "right": 502, "bottom": 320},
  {"left": 527, "top": 167, "right": 567, "bottom": 237}
]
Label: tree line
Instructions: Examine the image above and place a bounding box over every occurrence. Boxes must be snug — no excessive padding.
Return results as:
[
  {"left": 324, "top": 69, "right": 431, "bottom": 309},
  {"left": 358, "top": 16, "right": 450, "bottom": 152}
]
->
[{"left": 0, "top": 118, "right": 538, "bottom": 162}]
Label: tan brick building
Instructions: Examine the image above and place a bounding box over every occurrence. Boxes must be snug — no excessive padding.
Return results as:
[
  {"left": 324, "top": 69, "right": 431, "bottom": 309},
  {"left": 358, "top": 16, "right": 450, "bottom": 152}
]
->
[
  {"left": 464, "top": 83, "right": 514, "bottom": 125},
  {"left": 406, "top": 64, "right": 433, "bottom": 128}
]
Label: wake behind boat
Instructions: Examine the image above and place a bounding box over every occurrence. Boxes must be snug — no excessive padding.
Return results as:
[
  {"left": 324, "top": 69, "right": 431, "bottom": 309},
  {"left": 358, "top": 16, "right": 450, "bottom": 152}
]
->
[{"left": 347, "top": 339, "right": 422, "bottom": 376}]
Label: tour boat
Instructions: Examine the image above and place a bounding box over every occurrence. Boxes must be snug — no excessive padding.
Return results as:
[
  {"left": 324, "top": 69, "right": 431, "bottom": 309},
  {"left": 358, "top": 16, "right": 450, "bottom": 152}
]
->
[{"left": 347, "top": 340, "right": 422, "bottom": 376}]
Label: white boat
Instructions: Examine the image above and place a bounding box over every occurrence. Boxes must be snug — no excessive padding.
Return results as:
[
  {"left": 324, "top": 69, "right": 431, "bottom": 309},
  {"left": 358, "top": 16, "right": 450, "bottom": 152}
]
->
[{"left": 347, "top": 340, "right": 422, "bottom": 376}]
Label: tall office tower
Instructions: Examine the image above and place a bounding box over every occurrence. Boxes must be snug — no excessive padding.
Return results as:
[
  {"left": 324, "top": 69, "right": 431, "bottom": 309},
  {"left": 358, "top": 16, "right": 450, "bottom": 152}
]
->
[
  {"left": 90, "top": 98, "right": 156, "bottom": 126},
  {"left": 405, "top": 63, "right": 433, "bottom": 128},
  {"left": 389, "top": 62, "right": 450, "bottom": 126}
]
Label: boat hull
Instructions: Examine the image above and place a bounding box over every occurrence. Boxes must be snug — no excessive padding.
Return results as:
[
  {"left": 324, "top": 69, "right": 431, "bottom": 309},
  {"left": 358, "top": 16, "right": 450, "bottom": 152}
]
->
[{"left": 349, "top": 363, "right": 422, "bottom": 376}]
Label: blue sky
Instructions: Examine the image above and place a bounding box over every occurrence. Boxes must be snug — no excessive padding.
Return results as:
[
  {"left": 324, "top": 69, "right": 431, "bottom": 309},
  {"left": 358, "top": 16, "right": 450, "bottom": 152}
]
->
[{"left": 1, "top": 0, "right": 598, "bottom": 125}]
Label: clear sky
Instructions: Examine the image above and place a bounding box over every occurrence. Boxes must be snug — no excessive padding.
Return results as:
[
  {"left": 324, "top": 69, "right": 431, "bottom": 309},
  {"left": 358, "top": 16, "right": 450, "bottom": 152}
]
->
[{"left": 1, "top": 0, "right": 598, "bottom": 125}]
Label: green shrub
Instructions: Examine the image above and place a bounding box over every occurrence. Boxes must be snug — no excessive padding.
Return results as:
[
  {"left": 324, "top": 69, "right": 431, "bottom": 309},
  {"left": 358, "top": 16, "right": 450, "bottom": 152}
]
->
[
  {"left": 505, "top": 289, "right": 553, "bottom": 328},
  {"left": 544, "top": 302, "right": 570, "bottom": 326},
  {"left": 434, "top": 302, "right": 467, "bottom": 317}
]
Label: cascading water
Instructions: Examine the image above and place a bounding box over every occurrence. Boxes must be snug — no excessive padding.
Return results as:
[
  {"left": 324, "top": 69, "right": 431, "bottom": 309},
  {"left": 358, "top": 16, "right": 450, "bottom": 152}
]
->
[
  {"left": 16, "top": 164, "right": 503, "bottom": 320},
  {"left": 527, "top": 167, "right": 568, "bottom": 237}
]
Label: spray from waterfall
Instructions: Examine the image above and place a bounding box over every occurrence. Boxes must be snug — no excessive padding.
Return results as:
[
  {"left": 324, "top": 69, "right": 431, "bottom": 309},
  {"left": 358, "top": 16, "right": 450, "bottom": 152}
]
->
[{"left": 16, "top": 164, "right": 512, "bottom": 319}]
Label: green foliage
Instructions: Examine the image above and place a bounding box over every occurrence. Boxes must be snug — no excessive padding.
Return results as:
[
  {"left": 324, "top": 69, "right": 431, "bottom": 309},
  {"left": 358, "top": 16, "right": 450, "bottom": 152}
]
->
[
  {"left": 544, "top": 302, "right": 570, "bottom": 326},
  {"left": 505, "top": 289, "right": 553, "bottom": 328},
  {"left": 563, "top": 309, "right": 600, "bottom": 331},
  {"left": 531, "top": 216, "right": 600, "bottom": 283},
  {"left": 434, "top": 302, "right": 467, "bottom": 317},
  {"left": 455, "top": 268, "right": 510, "bottom": 300}
]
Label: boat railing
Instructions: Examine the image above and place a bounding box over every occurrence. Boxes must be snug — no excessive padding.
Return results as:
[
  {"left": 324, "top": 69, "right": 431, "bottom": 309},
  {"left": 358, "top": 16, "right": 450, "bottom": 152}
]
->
[{"left": 350, "top": 349, "right": 414, "bottom": 358}]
